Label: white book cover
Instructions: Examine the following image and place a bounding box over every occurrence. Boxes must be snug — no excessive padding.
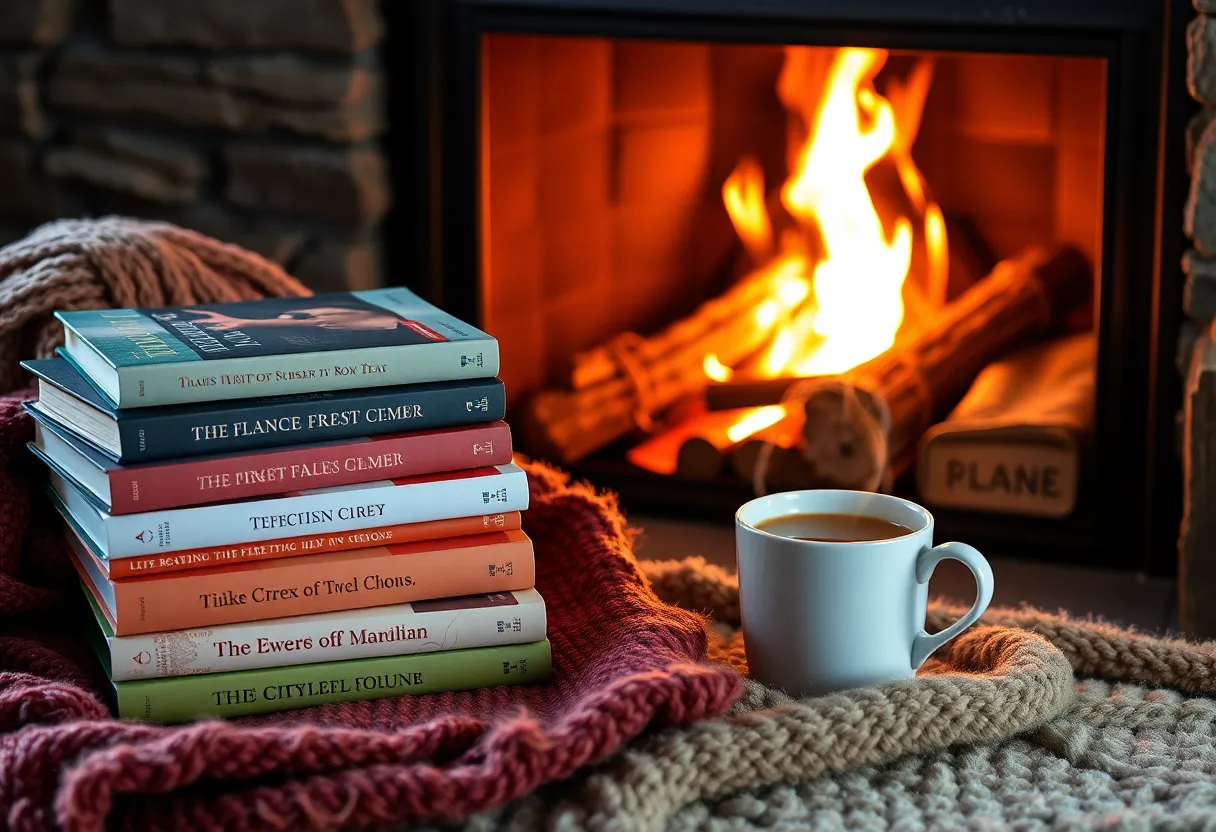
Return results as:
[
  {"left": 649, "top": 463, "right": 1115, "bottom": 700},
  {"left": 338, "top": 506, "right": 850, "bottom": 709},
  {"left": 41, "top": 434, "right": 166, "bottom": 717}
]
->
[
  {"left": 94, "top": 587, "right": 548, "bottom": 681},
  {"left": 49, "top": 463, "right": 529, "bottom": 559}
]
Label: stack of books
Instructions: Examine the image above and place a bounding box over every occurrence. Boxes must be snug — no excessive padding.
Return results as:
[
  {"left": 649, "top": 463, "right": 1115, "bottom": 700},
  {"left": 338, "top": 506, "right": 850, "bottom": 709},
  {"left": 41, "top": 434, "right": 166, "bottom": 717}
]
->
[{"left": 21, "top": 288, "right": 552, "bottom": 723}]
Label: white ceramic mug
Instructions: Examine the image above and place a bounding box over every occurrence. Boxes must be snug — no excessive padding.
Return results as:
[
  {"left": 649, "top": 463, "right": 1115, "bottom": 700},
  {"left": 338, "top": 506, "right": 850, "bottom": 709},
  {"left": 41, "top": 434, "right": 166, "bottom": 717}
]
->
[{"left": 735, "top": 489, "right": 994, "bottom": 697}]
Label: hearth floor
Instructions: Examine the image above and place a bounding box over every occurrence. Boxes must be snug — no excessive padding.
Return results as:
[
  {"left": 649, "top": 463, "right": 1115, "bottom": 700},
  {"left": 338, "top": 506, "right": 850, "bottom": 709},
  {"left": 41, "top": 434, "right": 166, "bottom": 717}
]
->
[{"left": 630, "top": 515, "right": 1178, "bottom": 635}]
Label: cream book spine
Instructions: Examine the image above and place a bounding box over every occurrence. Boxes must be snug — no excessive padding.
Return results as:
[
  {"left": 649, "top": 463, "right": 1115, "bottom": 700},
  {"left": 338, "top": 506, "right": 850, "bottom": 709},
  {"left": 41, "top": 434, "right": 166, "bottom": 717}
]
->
[{"left": 96, "top": 588, "right": 547, "bottom": 681}]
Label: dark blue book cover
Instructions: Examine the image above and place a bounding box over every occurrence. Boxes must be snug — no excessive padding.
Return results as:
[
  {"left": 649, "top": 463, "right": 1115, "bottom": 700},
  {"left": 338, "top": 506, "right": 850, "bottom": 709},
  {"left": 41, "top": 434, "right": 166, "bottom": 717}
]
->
[{"left": 22, "top": 357, "right": 506, "bottom": 463}]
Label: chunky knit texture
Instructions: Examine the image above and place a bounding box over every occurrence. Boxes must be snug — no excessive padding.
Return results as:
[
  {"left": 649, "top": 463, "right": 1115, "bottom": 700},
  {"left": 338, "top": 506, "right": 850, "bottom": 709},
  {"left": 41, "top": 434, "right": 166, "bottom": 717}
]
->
[
  {"left": 449, "top": 677, "right": 1216, "bottom": 831},
  {"left": 425, "top": 561, "right": 1216, "bottom": 832},
  {"left": 0, "top": 216, "right": 309, "bottom": 391}
]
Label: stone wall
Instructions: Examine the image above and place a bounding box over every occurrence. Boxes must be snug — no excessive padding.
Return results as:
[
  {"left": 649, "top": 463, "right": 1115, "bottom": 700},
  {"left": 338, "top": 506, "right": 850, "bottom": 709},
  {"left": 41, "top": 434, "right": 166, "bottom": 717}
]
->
[
  {"left": 0, "top": 0, "right": 387, "bottom": 292},
  {"left": 1180, "top": 3, "right": 1216, "bottom": 635}
]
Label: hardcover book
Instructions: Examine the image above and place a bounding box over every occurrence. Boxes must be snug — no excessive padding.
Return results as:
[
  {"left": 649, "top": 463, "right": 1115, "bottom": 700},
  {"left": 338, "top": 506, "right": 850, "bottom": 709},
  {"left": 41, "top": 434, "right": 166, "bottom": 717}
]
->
[
  {"left": 55, "top": 288, "right": 499, "bottom": 408},
  {"left": 84, "top": 580, "right": 548, "bottom": 681},
  {"left": 41, "top": 457, "right": 529, "bottom": 559},
  {"left": 30, "top": 406, "right": 513, "bottom": 513},
  {"left": 22, "top": 356, "right": 506, "bottom": 462},
  {"left": 65, "top": 507, "right": 537, "bottom": 634}
]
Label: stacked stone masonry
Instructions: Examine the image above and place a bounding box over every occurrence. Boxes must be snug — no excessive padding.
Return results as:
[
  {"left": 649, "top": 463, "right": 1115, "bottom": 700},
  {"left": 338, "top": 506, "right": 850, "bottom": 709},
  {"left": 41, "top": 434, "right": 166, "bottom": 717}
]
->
[
  {"left": 1180, "top": 3, "right": 1216, "bottom": 636},
  {"left": 0, "top": 0, "right": 387, "bottom": 292}
]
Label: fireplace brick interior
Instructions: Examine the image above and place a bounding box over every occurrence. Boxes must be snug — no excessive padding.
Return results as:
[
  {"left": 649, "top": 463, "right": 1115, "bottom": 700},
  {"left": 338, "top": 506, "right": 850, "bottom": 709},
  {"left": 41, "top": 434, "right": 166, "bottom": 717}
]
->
[
  {"left": 481, "top": 32, "right": 1110, "bottom": 537},
  {"left": 480, "top": 35, "right": 1106, "bottom": 406},
  {"left": 460, "top": 0, "right": 1197, "bottom": 636}
]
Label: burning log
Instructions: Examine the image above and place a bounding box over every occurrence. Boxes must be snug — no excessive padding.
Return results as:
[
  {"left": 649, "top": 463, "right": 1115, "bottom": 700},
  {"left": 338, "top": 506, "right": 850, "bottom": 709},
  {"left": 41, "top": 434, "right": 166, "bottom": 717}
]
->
[
  {"left": 796, "top": 244, "right": 1092, "bottom": 489},
  {"left": 730, "top": 412, "right": 828, "bottom": 492},
  {"left": 706, "top": 376, "right": 806, "bottom": 411},
  {"left": 626, "top": 406, "right": 760, "bottom": 478},
  {"left": 522, "top": 257, "right": 808, "bottom": 464},
  {"left": 675, "top": 405, "right": 788, "bottom": 479},
  {"left": 567, "top": 256, "right": 806, "bottom": 392}
]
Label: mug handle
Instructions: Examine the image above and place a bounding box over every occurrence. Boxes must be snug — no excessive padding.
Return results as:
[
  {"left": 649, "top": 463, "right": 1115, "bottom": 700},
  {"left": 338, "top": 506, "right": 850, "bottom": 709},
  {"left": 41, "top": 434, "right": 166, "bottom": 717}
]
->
[{"left": 910, "top": 542, "right": 995, "bottom": 669}]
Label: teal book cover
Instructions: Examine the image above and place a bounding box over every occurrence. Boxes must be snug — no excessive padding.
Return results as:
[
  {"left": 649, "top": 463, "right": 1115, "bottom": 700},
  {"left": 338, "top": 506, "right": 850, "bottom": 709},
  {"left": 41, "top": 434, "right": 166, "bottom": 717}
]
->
[
  {"left": 55, "top": 288, "right": 500, "bottom": 408},
  {"left": 57, "top": 288, "right": 493, "bottom": 368}
]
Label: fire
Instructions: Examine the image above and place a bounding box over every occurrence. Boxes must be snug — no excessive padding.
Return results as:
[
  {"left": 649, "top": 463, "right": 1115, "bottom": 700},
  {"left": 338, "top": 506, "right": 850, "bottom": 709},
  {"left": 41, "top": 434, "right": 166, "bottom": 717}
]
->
[
  {"left": 703, "top": 353, "right": 732, "bottom": 382},
  {"left": 783, "top": 47, "right": 912, "bottom": 374},
  {"left": 925, "top": 203, "right": 948, "bottom": 296},
  {"left": 712, "top": 45, "right": 947, "bottom": 441},
  {"left": 722, "top": 157, "right": 773, "bottom": 263},
  {"left": 726, "top": 406, "right": 786, "bottom": 443}
]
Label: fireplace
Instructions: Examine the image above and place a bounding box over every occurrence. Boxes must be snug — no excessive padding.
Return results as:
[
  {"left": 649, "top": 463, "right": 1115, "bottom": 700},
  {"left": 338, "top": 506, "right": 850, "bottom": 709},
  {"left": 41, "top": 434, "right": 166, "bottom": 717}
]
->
[
  {"left": 412, "top": 0, "right": 1191, "bottom": 575},
  {"left": 0, "top": 1, "right": 1192, "bottom": 579}
]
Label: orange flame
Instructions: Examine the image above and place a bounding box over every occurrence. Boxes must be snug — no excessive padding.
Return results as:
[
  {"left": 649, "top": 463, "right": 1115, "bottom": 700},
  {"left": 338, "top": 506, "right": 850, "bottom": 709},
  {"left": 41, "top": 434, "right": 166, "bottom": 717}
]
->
[
  {"left": 726, "top": 405, "right": 786, "bottom": 443},
  {"left": 703, "top": 353, "right": 732, "bottom": 382},
  {"left": 783, "top": 47, "right": 911, "bottom": 375},
  {"left": 722, "top": 157, "right": 773, "bottom": 263},
  {"left": 712, "top": 46, "right": 947, "bottom": 443}
]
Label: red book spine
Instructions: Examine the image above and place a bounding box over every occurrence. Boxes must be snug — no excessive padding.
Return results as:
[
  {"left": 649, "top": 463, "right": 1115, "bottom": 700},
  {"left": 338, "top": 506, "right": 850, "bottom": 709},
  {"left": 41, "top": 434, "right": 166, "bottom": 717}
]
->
[{"left": 107, "top": 422, "right": 513, "bottom": 513}]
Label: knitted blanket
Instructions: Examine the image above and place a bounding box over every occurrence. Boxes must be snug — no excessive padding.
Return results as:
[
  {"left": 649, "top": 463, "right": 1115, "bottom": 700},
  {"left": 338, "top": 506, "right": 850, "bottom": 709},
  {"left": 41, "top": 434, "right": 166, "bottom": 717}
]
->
[
  {"left": 429, "top": 563, "right": 1216, "bottom": 831},
  {"left": 5, "top": 218, "right": 1216, "bottom": 831}
]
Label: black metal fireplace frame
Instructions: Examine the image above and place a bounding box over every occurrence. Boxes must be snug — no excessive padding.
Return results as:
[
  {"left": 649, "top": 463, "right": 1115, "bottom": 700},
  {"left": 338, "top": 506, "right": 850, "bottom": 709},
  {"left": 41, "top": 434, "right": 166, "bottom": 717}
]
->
[{"left": 390, "top": 0, "right": 1192, "bottom": 575}]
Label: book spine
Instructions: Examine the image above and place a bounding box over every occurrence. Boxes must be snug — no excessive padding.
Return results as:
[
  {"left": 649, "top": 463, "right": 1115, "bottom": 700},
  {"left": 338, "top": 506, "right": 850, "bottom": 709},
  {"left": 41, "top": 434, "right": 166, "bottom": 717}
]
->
[
  {"left": 103, "top": 465, "right": 530, "bottom": 559},
  {"left": 106, "top": 512, "right": 522, "bottom": 578},
  {"left": 114, "top": 379, "right": 507, "bottom": 463},
  {"left": 116, "top": 341, "right": 500, "bottom": 408},
  {"left": 105, "top": 591, "right": 548, "bottom": 681},
  {"left": 110, "top": 534, "right": 536, "bottom": 634},
  {"left": 108, "top": 422, "right": 514, "bottom": 513},
  {"left": 114, "top": 639, "right": 552, "bottom": 723}
]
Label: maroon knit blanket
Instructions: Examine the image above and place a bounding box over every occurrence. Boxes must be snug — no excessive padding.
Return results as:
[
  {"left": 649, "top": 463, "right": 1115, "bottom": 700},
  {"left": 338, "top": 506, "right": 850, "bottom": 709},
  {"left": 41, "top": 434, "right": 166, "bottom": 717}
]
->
[{"left": 0, "top": 391, "right": 743, "bottom": 831}]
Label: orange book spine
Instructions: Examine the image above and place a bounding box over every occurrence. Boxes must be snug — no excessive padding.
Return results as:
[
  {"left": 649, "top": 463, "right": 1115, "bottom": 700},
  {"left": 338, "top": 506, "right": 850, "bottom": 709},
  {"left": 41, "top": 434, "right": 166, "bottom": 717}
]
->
[
  {"left": 97, "top": 531, "right": 535, "bottom": 635},
  {"left": 105, "top": 512, "right": 522, "bottom": 580}
]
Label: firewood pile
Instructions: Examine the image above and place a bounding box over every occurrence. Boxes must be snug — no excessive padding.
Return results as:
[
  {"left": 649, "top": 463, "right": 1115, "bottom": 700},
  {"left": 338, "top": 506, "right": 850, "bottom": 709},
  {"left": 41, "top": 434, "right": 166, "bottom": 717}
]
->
[
  {"left": 518, "top": 254, "right": 810, "bottom": 464},
  {"left": 518, "top": 243, "right": 1093, "bottom": 496}
]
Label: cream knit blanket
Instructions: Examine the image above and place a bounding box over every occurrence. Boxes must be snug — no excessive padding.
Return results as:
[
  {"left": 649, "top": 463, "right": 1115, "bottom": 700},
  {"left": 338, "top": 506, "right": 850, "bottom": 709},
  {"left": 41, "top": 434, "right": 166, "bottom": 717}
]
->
[{"left": 428, "top": 557, "right": 1216, "bottom": 831}]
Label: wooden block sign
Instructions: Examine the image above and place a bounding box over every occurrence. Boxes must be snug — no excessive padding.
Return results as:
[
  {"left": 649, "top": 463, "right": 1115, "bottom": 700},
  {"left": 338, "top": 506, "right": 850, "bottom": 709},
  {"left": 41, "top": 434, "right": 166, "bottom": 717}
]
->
[
  {"left": 918, "top": 434, "right": 1078, "bottom": 518},
  {"left": 915, "top": 332, "right": 1095, "bottom": 519}
]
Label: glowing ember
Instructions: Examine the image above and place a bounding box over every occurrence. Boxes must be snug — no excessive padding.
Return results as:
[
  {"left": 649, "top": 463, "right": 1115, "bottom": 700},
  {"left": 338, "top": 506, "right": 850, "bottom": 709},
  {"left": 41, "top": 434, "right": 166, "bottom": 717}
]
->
[
  {"left": 703, "top": 353, "right": 733, "bottom": 382},
  {"left": 726, "top": 405, "right": 787, "bottom": 443}
]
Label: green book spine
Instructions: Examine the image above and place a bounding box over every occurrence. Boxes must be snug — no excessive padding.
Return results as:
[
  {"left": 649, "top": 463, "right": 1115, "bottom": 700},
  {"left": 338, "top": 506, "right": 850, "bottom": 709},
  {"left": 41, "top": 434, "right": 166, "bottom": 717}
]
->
[{"left": 114, "top": 639, "right": 552, "bottom": 723}]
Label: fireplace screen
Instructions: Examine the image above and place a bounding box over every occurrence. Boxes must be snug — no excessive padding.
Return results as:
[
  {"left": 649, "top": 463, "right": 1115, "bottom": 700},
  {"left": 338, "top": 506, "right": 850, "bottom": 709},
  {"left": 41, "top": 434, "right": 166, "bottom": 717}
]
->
[{"left": 479, "top": 32, "right": 1108, "bottom": 536}]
